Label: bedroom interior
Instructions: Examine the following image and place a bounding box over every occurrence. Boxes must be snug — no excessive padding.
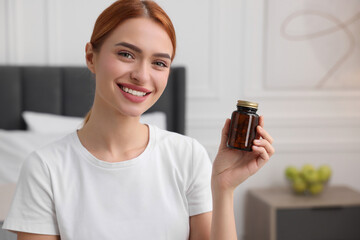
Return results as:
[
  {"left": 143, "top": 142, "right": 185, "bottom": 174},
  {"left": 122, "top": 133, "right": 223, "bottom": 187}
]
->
[{"left": 1, "top": 0, "right": 360, "bottom": 239}]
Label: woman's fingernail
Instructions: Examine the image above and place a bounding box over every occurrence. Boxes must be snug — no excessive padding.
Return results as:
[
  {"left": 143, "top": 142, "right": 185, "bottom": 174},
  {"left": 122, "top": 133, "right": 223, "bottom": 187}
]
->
[{"left": 254, "top": 140, "right": 261, "bottom": 144}]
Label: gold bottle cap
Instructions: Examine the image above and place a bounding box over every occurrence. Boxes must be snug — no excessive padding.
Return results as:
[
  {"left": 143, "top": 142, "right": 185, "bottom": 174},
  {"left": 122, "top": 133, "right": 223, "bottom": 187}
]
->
[{"left": 237, "top": 100, "right": 258, "bottom": 109}]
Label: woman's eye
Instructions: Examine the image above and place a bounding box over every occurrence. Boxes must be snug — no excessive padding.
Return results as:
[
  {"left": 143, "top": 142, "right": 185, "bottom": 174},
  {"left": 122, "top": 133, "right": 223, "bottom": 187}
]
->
[
  {"left": 118, "top": 51, "right": 133, "bottom": 59},
  {"left": 154, "top": 61, "right": 168, "bottom": 68}
]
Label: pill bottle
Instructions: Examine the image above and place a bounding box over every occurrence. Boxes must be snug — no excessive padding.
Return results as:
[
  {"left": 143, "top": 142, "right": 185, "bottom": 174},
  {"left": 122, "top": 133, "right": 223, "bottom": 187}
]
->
[{"left": 227, "top": 100, "right": 259, "bottom": 151}]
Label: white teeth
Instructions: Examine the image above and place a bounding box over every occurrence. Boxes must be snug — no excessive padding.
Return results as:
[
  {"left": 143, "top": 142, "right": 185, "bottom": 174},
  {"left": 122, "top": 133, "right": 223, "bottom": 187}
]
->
[{"left": 120, "top": 86, "right": 146, "bottom": 97}]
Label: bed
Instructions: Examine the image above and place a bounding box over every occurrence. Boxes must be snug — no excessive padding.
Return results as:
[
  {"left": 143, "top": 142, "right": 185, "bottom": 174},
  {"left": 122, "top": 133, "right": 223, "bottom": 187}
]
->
[{"left": 0, "top": 65, "right": 186, "bottom": 238}]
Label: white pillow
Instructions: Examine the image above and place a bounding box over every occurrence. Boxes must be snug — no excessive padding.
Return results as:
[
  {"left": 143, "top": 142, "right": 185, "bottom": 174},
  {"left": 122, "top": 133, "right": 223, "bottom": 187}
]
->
[
  {"left": 22, "top": 111, "right": 84, "bottom": 134},
  {"left": 22, "top": 111, "right": 167, "bottom": 133},
  {"left": 0, "top": 130, "right": 65, "bottom": 184}
]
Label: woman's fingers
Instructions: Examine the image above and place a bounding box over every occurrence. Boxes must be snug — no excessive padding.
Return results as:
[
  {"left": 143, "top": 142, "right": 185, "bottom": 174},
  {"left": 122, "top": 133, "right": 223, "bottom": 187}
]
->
[
  {"left": 252, "top": 145, "right": 269, "bottom": 167},
  {"left": 253, "top": 139, "right": 275, "bottom": 157},
  {"left": 257, "top": 125, "right": 274, "bottom": 144},
  {"left": 253, "top": 116, "right": 274, "bottom": 167}
]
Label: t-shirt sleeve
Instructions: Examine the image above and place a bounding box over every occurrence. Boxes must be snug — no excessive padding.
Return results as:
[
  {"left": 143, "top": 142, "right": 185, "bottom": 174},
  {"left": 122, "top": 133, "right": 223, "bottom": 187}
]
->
[
  {"left": 2, "top": 151, "right": 60, "bottom": 235},
  {"left": 186, "top": 139, "right": 213, "bottom": 216}
]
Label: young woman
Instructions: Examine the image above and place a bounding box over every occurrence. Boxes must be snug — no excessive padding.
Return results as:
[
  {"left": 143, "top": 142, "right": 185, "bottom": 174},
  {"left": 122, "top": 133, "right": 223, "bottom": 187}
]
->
[{"left": 3, "top": 0, "right": 274, "bottom": 239}]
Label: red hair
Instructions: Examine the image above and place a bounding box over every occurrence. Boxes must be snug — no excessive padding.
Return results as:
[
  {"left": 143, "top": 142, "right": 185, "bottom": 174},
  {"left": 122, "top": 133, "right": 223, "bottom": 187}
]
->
[
  {"left": 83, "top": 0, "right": 176, "bottom": 125},
  {"left": 90, "top": 0, "right": 176, "bottom": 59}
]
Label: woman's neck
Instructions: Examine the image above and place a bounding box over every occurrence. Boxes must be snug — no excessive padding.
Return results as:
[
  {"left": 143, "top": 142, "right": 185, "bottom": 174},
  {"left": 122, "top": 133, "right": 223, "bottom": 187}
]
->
[{"left": 77, "top": 104, "right": 149, "bottom": 163}]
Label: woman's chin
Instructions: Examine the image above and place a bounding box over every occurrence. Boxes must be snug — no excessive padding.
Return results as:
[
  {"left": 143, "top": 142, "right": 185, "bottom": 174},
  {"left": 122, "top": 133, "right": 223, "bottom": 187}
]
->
[{"left": 117, "top": 108, "right": 145, "bottom": 119}]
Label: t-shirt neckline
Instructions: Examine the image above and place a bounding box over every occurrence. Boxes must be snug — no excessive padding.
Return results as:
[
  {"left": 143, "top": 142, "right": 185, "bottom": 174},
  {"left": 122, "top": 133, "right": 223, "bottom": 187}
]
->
[{"left": 71, "top": 124, "right": 155, "bottom": 169}]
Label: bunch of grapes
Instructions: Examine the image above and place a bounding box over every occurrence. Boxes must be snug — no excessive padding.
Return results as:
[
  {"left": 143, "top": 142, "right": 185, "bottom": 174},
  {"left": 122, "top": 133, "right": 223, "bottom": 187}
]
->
[{"left": 285, "top": 164, "right": 332, "bottom": 195}]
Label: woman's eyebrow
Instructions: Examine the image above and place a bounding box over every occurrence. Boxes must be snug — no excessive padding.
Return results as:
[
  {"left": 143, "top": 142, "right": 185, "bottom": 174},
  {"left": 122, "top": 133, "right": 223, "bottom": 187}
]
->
[
  {"left": 153, "top": 53, "right": 171, "bottom": 60},
  {"left": 115, "top": 41, "right": 171, "bottom": 59},
  {"left": 115, "top": 42, "right": 142, "bottom": 53}
]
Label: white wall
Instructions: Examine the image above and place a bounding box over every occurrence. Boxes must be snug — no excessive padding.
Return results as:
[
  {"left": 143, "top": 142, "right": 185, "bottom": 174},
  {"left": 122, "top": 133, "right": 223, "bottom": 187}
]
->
[{"left": 1, "top": 0, "right": 360, "bottom": 239}]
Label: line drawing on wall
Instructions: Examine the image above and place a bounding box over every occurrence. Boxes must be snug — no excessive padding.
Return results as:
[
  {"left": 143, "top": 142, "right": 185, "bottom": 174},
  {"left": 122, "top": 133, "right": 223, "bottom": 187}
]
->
[{"left": 264, "top": 0, "right": 360, "bottom": 90}]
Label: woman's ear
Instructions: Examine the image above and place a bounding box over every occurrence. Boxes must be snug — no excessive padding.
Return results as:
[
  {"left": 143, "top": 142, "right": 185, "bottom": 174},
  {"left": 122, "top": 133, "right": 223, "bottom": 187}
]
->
[{"left": 85, "top": 42, "right": 96, "bottom": 74}]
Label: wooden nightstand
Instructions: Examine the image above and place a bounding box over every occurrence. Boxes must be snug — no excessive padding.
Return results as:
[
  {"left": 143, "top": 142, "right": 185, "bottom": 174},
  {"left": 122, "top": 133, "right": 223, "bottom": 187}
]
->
[{"left": 244, "top": 185, "right": 360, "bottom": 240}]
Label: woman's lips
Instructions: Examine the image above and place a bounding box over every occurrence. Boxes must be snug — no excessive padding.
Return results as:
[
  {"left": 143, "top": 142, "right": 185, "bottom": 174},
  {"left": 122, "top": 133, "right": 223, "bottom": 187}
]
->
[
  {"left": 117, "top": 83, "right": 151, "bottom": 103},
  {"left": 118, "top": 83, "right": 151, "bottom": 94}
]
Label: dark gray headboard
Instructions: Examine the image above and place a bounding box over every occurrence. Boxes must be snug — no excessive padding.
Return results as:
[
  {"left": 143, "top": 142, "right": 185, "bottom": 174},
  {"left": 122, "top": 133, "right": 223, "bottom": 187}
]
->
[{"left": 0, "top": 66, "right": 186, "bottom": 134}]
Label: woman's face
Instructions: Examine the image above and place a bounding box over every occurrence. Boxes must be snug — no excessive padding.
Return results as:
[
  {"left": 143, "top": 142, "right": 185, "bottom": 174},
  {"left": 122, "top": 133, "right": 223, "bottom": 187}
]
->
[{"left": 87, "top": 17, "right": 173, "bottom": 118}]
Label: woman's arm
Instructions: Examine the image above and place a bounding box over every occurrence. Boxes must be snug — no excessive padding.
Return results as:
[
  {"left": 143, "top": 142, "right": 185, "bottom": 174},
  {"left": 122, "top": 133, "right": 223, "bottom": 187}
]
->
[
  {"left": 210, "top": 189, "right": 236, "bottom": 239},
  {"left": 188, "top": 192, "right": 237, "bottom": 240},
  {"left": 209, "top": 116, "right": 275, "bottom": 239},
  {"left": 189, "top": 212, "right": 212, "bottom": 240},
  {"left": 17, "top": 232, "right": 60, "bottom": 240}
]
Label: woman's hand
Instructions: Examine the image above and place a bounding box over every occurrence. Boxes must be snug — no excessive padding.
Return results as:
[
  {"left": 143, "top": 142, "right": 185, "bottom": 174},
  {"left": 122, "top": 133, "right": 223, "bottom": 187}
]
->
[{"left": 211, "top": 116, "right": 275, "bottom": 193}]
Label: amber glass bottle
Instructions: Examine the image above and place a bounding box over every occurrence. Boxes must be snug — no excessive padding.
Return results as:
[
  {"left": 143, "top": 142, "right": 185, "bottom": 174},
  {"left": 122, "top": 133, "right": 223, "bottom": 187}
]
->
[{"left": 227, "top": 100, "right": 259, "bottom": 151}]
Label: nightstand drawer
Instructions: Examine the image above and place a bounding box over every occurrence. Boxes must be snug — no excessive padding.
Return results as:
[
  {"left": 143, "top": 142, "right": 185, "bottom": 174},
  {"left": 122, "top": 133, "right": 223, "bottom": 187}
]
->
[
  {"left": 277, "top": 206, "right": 360, "bottom": 240},
  {"left": 245, "top": 186, "right": 360, "bottom": 240}
]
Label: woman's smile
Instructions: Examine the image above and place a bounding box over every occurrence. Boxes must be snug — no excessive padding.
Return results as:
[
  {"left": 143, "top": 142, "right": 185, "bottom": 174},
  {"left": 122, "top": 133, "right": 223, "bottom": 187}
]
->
[{"left": 117, "top": 82, "right": 152, "bottom": 103}]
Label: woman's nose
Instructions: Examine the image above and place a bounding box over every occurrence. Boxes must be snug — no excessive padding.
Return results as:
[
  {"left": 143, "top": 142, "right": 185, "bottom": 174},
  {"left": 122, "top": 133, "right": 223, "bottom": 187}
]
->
[{"left": 130, "top": 62, "right": 150, "bottom": 84}]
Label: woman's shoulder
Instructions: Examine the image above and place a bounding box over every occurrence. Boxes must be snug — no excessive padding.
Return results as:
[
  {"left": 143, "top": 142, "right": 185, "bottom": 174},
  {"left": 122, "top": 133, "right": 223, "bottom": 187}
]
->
[
  {"left": 27, "top": 131, "right": 78, "bottom": 164},
  {"left": 151, "top": 125, "right": 206, "bottom": 152},
  {"left": 153, "top": 125, "right": 191, "bottom": 143},
  {"left": 38, "top": 131, "right": 76, "bottom": 150}
]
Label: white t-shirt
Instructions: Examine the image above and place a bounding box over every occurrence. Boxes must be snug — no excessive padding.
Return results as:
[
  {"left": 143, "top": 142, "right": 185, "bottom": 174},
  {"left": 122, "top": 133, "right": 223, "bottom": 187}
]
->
[{"left": 3, "top": 125, "right": 213, "bottom": 240}]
